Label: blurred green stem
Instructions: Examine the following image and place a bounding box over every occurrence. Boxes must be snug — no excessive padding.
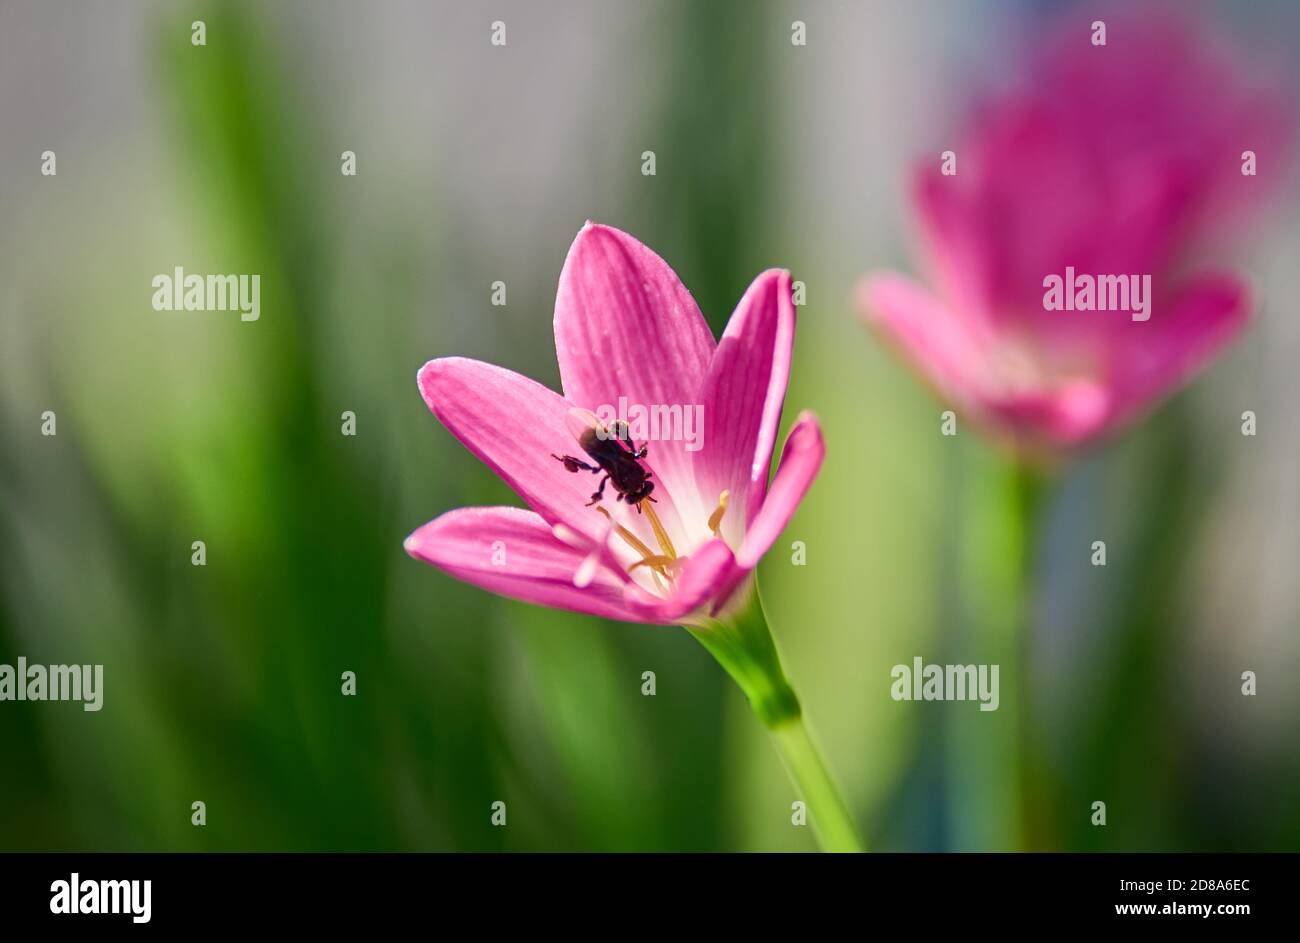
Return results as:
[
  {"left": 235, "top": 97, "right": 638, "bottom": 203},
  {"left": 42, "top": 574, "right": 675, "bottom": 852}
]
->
[
  {"left": 952, "top": 451, "right": 1049, "bottom": 850},
  {"left": 689, "top": 586, "right": 863, "bottom": 853},
  {"left": 1008, "top": 460, "right": 1049, "bottom": 849}
]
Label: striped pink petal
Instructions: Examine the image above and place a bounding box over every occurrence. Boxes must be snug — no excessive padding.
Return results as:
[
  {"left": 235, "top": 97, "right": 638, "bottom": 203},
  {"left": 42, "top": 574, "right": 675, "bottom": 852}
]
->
[
  {"left": 553, "top": 222, "right": 715, "bottom": 528},
  {"left": 737, "top": 413, "right": 825, "bottom": 569},
  {"left": 404, "top": 506, "right": 640, "bottom": 622},
  {"left": 694, "top": 269, "right": 796, "bottom": 543}
]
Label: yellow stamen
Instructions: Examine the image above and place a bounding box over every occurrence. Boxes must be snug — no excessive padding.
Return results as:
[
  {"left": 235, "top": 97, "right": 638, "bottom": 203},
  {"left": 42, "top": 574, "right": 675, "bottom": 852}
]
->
[
  {"left": 645, "top": 567, "right": 669, "bottom": 595},
  {"left": 629, "top": 554, "right": 678, "bottom": 572},
  {"left": 629, "top": 554, "right": 683, "bottom": 596},
  {"left": 641, "top": 501, "right": 677, "bottom": 561},
  {"left": 707, "top": 489, "right": 730, "bottom": 537},
  {"left": 595, "top": 506, "right": 670, "bottom": 580}
]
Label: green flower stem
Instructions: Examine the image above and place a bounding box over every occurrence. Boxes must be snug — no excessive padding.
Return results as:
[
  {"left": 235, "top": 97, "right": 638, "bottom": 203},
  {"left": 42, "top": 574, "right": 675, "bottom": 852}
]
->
[
  {"left": 767, "top": 715, "right": 864, "bottom": 853},
  {"left": 689, "top": 586, "right": 864, "bottom": 853},
  {"left": 1008, "top": 460, "right": 1051, "bottom": 849},
  {"left": 951, "top": 451, "right": 1050, "bottom": 850}
]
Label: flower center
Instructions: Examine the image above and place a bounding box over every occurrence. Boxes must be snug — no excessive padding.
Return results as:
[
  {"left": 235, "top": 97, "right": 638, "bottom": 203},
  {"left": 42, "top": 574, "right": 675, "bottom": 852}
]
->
[
  {"left": 595, "top": 504, "right": 677, "bottom": 593},
  {"left": 588, "top": 490, "right": 731, "bottom": 596}
]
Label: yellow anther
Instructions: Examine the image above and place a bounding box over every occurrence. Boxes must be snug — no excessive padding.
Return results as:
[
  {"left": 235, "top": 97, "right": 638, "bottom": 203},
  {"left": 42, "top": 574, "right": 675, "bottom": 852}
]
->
[{"left": 707, "top": 490, "right": 730, "bottom": 537}]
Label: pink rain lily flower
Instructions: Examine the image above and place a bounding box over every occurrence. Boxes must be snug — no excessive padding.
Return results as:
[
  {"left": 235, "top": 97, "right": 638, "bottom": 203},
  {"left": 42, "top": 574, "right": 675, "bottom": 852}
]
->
[
  {"left": 405, "top": 222, "right": 823, "bottom": 627},
  {"left": 858, "top": 9, "right": 1291, "bottom": 452}
]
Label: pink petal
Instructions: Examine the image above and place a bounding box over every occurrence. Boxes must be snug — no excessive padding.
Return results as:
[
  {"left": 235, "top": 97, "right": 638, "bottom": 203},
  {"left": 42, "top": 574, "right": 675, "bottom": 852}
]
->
[
  {"left": 553, "top": 222, "right": 715, "bottom": 525},
  {"left": 694, "top": 270, "right": 796, "bottom": 540},
  {"left": 860, "top": 272, "right": 1115, "bottom": 447},
  {"left": 736, "top": 412, "right": 825, "bottom": 569},
  {"left": 912, "top": 8, "right": 1293, "bottom": 324},
  {"left": 1030, "top": 7, "right": 1294, "bottom": 243},
  {"left": 1108, "top": 273, "right": 1251, "bottom": 428},
  {"left": 983, "top": 380, "right": 1114, "bottom": 448},
  {"left": 912, "top": 163, "right": 1001, "bottom": 321},
  {"left": 624, "top": 537, "right": 739, "bottom": 625},
  {"left": 857, "top": 271, "right": 992, "bottom": 412},
  {"left": 404, "top": 506, "right": 641, "bottom": 622},
  {"left": 418, "top": 357, "right": 613, "bottom": 542}
]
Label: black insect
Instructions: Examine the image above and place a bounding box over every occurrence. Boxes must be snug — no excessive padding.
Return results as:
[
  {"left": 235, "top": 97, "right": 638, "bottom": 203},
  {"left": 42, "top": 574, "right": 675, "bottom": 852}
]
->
[{"left": 552, "top": 416, "right": 656, "bottom": 511}]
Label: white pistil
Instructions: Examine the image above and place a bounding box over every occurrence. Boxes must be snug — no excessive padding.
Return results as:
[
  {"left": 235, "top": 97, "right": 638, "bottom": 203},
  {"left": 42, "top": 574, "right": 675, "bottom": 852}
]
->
[{"left": 573, "top": 552, "right": 599, "bottom": 588}]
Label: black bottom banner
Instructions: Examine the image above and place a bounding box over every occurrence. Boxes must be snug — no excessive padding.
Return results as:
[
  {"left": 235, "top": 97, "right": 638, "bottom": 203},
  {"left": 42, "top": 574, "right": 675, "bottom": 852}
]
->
[{"left": 0, "top": 851, "right": 1286, "bottom": 930}]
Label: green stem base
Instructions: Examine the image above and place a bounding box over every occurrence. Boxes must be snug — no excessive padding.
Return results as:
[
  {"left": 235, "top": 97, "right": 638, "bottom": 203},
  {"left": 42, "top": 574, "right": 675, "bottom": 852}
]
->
[{"left": 689, "top": 585, "right": 863, "bottom": 853}]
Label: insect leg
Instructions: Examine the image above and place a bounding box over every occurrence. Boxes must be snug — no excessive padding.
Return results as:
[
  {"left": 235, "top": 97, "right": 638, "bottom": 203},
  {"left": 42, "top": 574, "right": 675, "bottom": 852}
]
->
[
  {"left": 551, "top": 453, "right": 599, "bottom": 474},
  {"left": 611, "top": 420, "right": 649, "bottom": 459},
  {"left": 586, "top": 475, "right": 610, "bottom": 506}
]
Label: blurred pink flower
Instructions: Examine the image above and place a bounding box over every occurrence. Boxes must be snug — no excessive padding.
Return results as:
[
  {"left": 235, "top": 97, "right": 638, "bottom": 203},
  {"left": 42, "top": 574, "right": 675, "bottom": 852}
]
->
[
  {"left": 406, "top": 222, "right": 822, "bottom": 625},
  {"left": 858, "top": 8, "right": 1291, "bottom": 451}
]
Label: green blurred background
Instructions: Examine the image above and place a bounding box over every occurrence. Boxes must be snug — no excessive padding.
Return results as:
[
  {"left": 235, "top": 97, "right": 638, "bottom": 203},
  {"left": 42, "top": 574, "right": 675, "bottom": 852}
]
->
[{"left": 1, "top": 0, "right": 1297, "bottom": 851}]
